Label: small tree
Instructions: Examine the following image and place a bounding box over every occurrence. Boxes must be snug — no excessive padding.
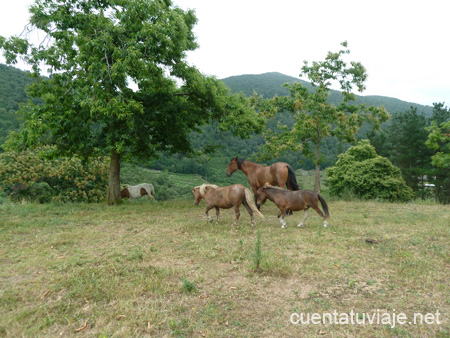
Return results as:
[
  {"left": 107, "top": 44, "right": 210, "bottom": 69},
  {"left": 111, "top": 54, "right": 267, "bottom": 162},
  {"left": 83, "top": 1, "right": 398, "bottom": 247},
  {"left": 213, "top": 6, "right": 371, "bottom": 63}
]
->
[
  {"left": 326, "top": 140, "right": 414, "bottom": 202},
  {"left": 0, "top": 0, "right": 264, "bottom": 204},
  {"left": 260, "top": 42, "right": 388, "bottom": 192}
]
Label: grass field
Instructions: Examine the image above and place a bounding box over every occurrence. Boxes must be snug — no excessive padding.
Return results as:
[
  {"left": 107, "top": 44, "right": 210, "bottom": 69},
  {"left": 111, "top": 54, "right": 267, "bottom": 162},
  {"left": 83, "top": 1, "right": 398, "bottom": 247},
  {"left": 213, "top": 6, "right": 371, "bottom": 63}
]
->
[{"left": 1, "top": 194, "right": 449, "bottom": 337}]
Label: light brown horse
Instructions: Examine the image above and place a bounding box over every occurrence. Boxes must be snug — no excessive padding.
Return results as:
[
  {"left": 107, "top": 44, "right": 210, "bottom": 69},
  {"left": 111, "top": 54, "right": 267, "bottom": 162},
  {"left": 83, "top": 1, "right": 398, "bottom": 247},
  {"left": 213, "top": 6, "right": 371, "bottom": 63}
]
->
[
  {"left": 256, "top": 185, "right": 330, "bottom": 228},
  {"left": 192, "top": 184, "right": 264, "bottom": 226},
  {"left": 225, "top": 157, "right": 300, "bottom": 208}
]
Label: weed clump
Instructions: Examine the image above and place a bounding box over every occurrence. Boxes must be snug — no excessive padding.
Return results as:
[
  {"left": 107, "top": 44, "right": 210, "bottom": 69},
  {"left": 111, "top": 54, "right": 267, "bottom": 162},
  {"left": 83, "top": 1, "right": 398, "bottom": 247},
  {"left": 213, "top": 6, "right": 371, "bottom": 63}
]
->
[{"left": 181, "top": 278, "right": 198, "bottom": 294}]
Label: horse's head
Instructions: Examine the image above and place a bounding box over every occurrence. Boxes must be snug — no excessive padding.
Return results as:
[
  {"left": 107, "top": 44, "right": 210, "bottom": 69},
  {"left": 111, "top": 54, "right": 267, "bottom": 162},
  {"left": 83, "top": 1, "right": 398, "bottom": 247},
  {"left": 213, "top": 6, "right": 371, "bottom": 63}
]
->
[
  {"left": 255, "top": 186, "right": 269, "bottom": 209},
  {"left": 226, "top": 157, "right": 239, "bottom": 177},
  {"left": 192, "top": 187, "right": 203, "bottom": 206}
]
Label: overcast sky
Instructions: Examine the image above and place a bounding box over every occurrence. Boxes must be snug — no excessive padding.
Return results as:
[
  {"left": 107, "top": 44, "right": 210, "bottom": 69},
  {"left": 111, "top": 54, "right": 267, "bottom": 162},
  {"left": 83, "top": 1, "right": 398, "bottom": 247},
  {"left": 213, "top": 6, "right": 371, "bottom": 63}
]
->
[{"left": 1, "top": 0, "right": 449, "bottom": 107}]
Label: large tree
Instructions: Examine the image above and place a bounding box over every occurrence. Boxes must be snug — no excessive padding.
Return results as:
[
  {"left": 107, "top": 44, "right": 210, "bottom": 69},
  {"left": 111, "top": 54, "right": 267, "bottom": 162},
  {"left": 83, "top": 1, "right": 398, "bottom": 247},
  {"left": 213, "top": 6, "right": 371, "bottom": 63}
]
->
[
  {"left": 0, "top": 0, "right": 264, "bottom": 204},
  {"left": 260, "top": 42, "right": 389, "bottom": 192}
]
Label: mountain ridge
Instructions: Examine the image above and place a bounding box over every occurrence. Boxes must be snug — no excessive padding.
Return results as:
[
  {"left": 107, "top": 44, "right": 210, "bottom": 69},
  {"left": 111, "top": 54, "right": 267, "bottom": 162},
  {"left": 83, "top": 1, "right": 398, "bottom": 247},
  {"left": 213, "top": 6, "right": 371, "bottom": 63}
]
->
[{"left": 221, "top": 72, "right": 434, "bottom": 116}]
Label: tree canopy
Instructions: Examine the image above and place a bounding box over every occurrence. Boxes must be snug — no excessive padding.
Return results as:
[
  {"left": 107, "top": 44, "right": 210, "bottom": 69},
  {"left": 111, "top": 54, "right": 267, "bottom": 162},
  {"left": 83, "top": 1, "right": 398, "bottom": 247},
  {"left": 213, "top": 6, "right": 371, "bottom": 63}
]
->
[
  {"left": 427, "top": 121, "right": 450, "bottom": 169},
  {"left": 0, "top": 0, "right": 264, "bottom": 203}
]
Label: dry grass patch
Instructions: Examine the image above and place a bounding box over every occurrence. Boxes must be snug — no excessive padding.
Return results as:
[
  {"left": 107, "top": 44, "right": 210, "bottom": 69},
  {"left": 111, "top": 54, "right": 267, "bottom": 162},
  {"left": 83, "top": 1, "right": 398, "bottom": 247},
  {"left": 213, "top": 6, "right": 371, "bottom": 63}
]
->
[{"left": 0, "top": 199, "right": 449, "bottom": 337}]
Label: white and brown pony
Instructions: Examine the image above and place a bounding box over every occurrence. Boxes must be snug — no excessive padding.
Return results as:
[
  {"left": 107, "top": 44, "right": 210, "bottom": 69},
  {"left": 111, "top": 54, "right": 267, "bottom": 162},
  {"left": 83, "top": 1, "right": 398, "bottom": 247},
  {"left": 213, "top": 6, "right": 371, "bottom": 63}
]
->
[
  {"left": 120, "top": 183, "right": 155, "bottom": 201},
  {"left": 192, "top": 184, "right": 264, "bottom": 226}
]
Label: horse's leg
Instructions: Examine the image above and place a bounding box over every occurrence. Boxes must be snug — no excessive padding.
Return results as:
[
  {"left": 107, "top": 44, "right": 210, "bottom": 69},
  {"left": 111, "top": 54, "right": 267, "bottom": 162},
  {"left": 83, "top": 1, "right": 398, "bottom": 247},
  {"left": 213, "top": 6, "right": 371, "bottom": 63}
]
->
[
  {"left": 311, "top": 205, "right": 327, "bottom": 227},
  {"left": 297, "top": 208, "right": 309, "bottom": 227},
  {"left": 205, "top": 205, "right": 214, "bottom": 223},
  {"left": 279, "top": 210, "right": 287, "bottom": 229},
  {"left": 232, "top": 206, "right": 241, "bottom": 226},
  {"left": 215, "top": 207, "right": 220, "bottom": 224}
]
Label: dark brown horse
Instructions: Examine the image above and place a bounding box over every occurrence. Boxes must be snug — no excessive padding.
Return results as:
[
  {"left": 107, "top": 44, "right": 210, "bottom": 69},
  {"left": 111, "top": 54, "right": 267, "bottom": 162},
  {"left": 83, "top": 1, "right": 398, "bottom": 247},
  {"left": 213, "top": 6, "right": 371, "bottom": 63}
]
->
[
  {"left": 225, "top": 157, "right": 300, "bottom": 208},
  {"left": 192, "top": 184, "right": 264, "bottom": 226},
  {"left": 256, "top": 185, "right": 330, "bottom": 228}
]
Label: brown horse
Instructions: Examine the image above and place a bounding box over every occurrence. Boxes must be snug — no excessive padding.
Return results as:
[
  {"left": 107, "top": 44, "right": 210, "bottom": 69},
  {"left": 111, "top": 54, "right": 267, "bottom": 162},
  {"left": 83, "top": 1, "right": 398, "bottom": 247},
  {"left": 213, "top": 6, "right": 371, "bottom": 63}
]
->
[
  {"left": 225, "top": 157, "right": 300, "bottom": 208},
  {"left": 256, "top": 185, "right": 330, "bottom": 228},
  {"left": 192, "top": 184, "right": 264, "bottom": 226}
]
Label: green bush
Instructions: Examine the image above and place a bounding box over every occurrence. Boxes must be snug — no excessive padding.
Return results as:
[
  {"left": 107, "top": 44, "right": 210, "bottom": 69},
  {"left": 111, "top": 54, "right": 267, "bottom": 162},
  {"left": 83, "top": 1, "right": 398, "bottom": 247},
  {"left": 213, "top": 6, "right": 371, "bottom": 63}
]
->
[
  {"left": 0, "top": 190, "right": 7, "bottom": 204},
  {"left": 326, "top": 140, "right": 414, "bottom": 202},
  {"left": 0, "top": 147, "right": 109, "bottom": 203},
  {"left": 29, "top": 182, "right": 54, "bottom": 203}
]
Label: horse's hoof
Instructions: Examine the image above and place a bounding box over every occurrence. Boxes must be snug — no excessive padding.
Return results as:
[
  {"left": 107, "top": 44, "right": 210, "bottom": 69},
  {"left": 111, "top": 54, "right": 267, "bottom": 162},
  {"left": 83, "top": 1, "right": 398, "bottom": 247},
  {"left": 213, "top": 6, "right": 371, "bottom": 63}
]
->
[{"left": 297, "top": 223, "right": 303, "bottom": 228}]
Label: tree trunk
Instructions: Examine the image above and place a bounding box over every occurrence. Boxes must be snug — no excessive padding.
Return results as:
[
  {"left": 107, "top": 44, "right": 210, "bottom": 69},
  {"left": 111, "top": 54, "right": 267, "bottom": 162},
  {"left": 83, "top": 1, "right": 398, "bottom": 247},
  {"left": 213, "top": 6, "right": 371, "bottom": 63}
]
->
[
  {"left": 107, "top": 149, "right": 121, "bottom": 205},
  {"left": 314, "top": 141, "right": 321, "bottom": 193}
]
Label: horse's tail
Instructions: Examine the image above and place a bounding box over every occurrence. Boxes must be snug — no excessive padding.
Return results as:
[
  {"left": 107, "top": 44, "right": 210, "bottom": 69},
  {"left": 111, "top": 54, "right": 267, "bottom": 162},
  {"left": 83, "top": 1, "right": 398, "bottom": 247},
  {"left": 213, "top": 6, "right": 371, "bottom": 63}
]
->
[
  {"left": 287, "top": 165, "right": 300, "bottom": 190},
  {"left": 244, "top": 187, "right": 264, "bottom": 218},
  {"left": 318, "top": 194, "right": 330, "bottom": 218}
]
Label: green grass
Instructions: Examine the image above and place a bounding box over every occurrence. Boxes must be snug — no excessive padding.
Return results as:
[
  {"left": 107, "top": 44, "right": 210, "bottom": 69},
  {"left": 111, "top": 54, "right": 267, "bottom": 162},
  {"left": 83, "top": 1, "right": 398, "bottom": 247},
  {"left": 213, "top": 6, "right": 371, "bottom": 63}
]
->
[{"left": 1, "top": 197, "right": 449, "bottom": 337}]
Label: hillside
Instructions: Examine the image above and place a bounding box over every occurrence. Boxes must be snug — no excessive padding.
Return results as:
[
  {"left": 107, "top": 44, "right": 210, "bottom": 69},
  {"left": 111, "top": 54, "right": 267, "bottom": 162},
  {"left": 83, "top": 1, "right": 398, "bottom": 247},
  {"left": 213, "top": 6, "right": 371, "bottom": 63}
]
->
[
  {"left": 0, "top": 64, "right": 37, "bottom": 146},
  {"left": 221, "top": 72, "right": 434, "bottom": 116}
]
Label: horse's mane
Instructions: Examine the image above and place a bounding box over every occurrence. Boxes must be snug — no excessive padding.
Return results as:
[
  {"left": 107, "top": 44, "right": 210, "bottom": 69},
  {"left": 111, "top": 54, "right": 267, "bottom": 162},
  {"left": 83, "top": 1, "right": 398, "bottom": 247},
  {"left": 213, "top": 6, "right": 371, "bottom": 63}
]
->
[
  {"left": 236, "top": 157, "right": 266, "bottom": 169},
  {"left": 236, "top": 157, "right": 245, "bottom": 169},
  {"left": 262, "top": 185, "right": 287, "bottom": 193},
  {"left": 194, "top": 183, "right": 219, "bottom": 196}
]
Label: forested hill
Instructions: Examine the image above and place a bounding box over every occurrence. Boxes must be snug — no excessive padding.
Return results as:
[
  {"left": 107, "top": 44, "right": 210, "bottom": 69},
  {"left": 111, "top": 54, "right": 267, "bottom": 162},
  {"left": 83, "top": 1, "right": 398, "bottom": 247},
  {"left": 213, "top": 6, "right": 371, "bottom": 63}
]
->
[
  {"left": 221, "top": 72, "right": 434, "bottom": 116},
  {"left": 0, "top": 64, "right": 38, "bottom": 146},
  {"left": 0, "top": 64, "right": 35, "bottom": 111}
]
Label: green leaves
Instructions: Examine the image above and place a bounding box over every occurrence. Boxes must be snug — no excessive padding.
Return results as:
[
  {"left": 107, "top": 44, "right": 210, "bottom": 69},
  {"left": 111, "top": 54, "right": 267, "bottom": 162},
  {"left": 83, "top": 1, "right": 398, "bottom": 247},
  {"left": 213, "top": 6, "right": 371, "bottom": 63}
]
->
[
  {"left": 0, "top": 36, "right": 30, "bottom": 65},
  {"left": 426, "top": 120, "right": 450, "bottom": 168},
  {"left": 326, "top": 140, "right": 414, "bottom": 202}
]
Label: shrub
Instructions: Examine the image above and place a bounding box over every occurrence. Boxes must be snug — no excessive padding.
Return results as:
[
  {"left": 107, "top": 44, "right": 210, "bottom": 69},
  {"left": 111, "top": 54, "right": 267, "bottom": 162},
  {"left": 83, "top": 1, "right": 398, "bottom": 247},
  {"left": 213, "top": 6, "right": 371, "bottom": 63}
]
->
[
  {"left": 326, "top": 140, "right": 414, "bottom": 202},
  {"left": 0, "top": 146, "right": 109, "bottom": 203}
]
